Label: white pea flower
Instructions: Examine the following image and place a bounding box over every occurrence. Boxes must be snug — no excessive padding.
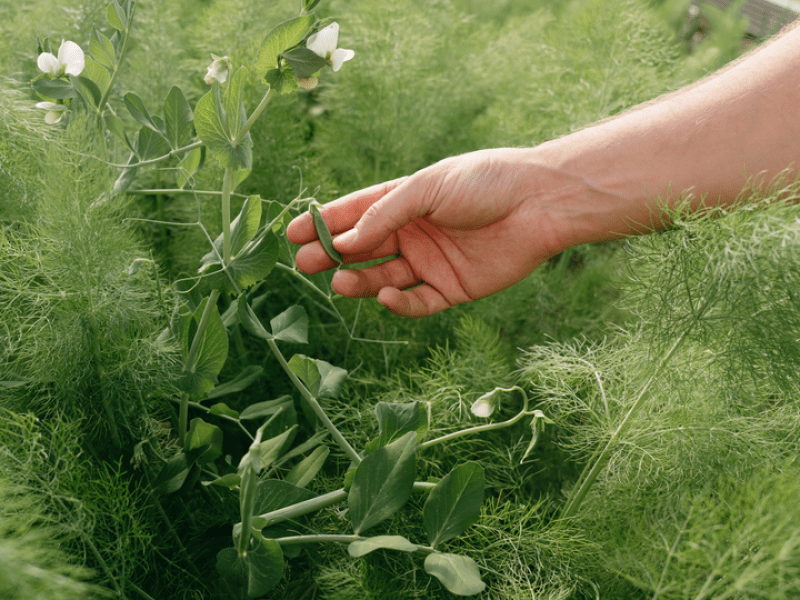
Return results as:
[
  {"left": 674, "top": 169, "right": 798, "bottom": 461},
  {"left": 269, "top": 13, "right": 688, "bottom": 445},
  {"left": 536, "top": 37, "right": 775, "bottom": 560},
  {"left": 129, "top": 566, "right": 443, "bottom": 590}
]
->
[
  {"left": 306, "top": 22, "right": 354, "bottom": 72},
  {"left": 35, "top": 101, "right": 68, "bottom": 124},
  {"left": 37, "top": 40, "right": 85, "bottom": 78},
  {"left": 470, "top": 389, "right": 502, "bottom": 418},
  {"left": 204, "top": 54, "right": 230, "bottom": 85}
]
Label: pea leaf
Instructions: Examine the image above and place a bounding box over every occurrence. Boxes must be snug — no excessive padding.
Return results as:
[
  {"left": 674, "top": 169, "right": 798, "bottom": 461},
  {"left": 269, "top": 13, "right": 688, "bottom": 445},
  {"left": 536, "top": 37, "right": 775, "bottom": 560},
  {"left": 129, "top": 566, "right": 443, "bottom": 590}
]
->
[
  {"left": 256, "top": 16, "right": 315, "bottom": 77},
  {"left": 238, "top": 396, "right": 293, "bottom": 421},
  {"left": 151, "top": 445, "right": 210, "bottom": 495},
  {"left": 89, "top": 27, "right": 116, "bottom": 68},
  {"left": 348, "top": 535, "right": 418, "bottom": 558},
  {"left": 207, "top": 365, "right": 264, "bottom": 399},
  {"left": 31, "top": 78, "right": 79, "bottom": 100},
  {"left": 177, "top": 145, "right": 204, "bottom": 189},
  {"left": 124, "top": 92, "right": 162, "bottom": 134},
  {"left": 107, "top": 0, "right": 127, "bottom": 30},
  {"left": 209, "top": 402, "right": 239, "bottom": 419},
  {"left": 424, "top": 552, "right": 486, "bottom": 596},
  {"left": 194, "top": 84, "right": 252, "bottom": 171},
  {"left": 82, "top": 56, "right": 111, "bottom": 95},
  {"left": 348, "top": 431, "right": 417, "bottom": 535},
  {"left": 164, "top": 85, "right": 193, "bottom": 149},
  {"left": 264, "top": 65, "right": 298, "bottom": 95},
  {"left": 281, "top": 47, "right": 328, "bottom": 78},
  {"left": 285, "top": 445, "right": 329, "bottom": 488},
  {"left": 177, "top": 296, "right": 229, "bottom": 395},
  {"left": 245, "top": 536, "right": 284, "bottom": 597},
  {"left": 198, "top": 232, "right": 279, "bottom": 295},
  {"left": 366, "top": 401, "right": 429, "bottom": 452},
  {"left": 252, "top": 479, "right": 317, "bottom": 517},
  {"left": 270, "top": 305, "right": 308, "bottom": 344},
  {"left": 288, "top": 355, "right": 348, "bottom": 399},
  {"left": 423, "top": 462, "right": 485, "bottom": 548},
  {"left": 185, "top": 418, "right": 224, "bottom": 464},
  {"left": 136, "top": 126, "right": 170, "bottom": 161}
]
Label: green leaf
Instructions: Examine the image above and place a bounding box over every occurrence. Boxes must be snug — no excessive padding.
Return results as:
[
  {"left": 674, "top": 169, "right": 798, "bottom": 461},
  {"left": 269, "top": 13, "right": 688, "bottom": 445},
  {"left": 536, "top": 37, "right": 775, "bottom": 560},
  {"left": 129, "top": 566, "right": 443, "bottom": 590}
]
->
[
  {"left": 207, "top": 365, "right": 264, "bottom": 399},
  {"left": 239, "top": 396, "right": 293, "bottom": 421},
  {"left": 423, "top": 462, "right": 485, "bottom": 549},
  {"left": 285, "top": 445, "right": 329, "bottom": 488},
  {"left": 151, "top": 445, "right": 209, "bottom": 495},
  {"left": 69, "top": 75, "right": 101, "bottom": 108},
  {"left": 348, "top": 535, "right": 418, "bottom": 558},
  {"left": 287, "top": 355, "right": 320, "bottom": 396},
  {"left": 424, "top": 553, "right": 486, "bottom": 596},
  {"left": 256, "top": 15, "right": 315, "bottom": 77},
  {"left": 82, "top": 56, "right": 111, "bottom": 95},
  {"left": 194, "top": 85, "right": 252, "bottom": 171},
  {"left": 177, "top": 145, "right": 204, "bottom": 189},
  {"left": 186, "top": 418, "right": 224, "bottom": 464},
  {"left": 124, "top": 92, "right": 161, "bottom": 134},
  {"left": 348, "top": 431, "right": 417, "bottom": 535},
  {"left": 303, "top": 0, "right": 321, "bottom": 11},
  {"left": 107, "top": 0, "right": 127, "bottom": 30},
  {"left": 252, "top": 479, "right": 317, "bottom": 516},
  {"left": 287, "top": 355, "right": 348, "bottom": 399},
  {"left": 89, "top": 27, "right": 116, "bottom": 68},
  {"left": 104, "top": 113, "right": 132, "bottom": 151},
  {"left": 231, "top": 196, "right": 262, "bottom": 257},
  {"left": 204, "top": 472, "right": 241, "bottom": 488},
  {"left": 281, "top": 47, "right": 328, "bottom": 78},
  {"left": 237, "top": 294, "right": 273, "bottom": 340},
  {"left": 216, "top": 547, "right": 248, "bottom": 590},
  {"left": 31, "top": 78, "right": 79, "bottom": 100},
  {"left": 164, "top": 86, "right": 193, "bottom": 149},
  {"left": 257, "top": 425, "right": 297, "bottom": 471},
  {"left": 178, "top": 296, "right": 229, "bottom": 395},
  {"left": 198, "top": 232, "right": 279, "bottom": 294},
  {"left": 270, "top": 305, "right": 308, "bottom": 344},
  {"left": 245, "top": 536, "right": 284, "bottom": 597},
  {"left": 136, "top": 126, "right": 170, "bottom": 161},
  {"left": 368, "top": 401, "right": 429, "bottom": 452},
  {"left": 264, "top": 66, "right": 298, "bottom": 94},
  {"left": 225, "top": 67, "right": 249, "bottom": 142},
  {"left": 209, "top": 402, "right": 240, "bottom": 419}
]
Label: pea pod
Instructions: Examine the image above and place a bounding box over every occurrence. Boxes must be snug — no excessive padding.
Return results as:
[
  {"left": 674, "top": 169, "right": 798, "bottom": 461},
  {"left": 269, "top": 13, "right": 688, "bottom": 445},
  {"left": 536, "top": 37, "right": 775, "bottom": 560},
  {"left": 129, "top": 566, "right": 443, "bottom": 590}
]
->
[{"left": 310, "top": 202, "right": 343, "bottom": 264}]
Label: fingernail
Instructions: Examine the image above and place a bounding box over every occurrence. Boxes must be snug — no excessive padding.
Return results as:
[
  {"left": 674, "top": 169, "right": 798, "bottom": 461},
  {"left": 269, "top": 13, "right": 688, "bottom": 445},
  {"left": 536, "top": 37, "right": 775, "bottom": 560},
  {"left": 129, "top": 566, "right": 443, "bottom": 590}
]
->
[{"left": 334, "top": 228, "right": 357, "bottom": 249}]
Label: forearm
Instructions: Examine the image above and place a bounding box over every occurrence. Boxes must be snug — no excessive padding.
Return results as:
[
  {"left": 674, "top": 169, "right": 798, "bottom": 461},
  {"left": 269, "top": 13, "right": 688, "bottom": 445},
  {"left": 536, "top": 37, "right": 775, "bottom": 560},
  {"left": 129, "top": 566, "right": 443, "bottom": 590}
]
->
[{"left": 529, "top": 24, "right": 800, "bottom": 249}]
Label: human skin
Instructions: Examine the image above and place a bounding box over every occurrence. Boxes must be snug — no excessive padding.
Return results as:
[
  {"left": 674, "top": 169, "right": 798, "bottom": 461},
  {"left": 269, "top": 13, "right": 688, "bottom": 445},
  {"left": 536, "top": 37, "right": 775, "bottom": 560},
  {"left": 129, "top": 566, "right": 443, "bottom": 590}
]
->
[{"left": 287, "top": 24, "right": 800, "bottom": 318}]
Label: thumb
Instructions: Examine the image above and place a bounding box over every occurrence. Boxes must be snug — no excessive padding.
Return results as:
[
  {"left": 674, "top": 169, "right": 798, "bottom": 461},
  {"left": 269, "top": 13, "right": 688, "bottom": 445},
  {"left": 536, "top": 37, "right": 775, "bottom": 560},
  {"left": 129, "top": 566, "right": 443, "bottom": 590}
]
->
[{"left": 333, "top": 175, "right": 431, "bottom": 253}]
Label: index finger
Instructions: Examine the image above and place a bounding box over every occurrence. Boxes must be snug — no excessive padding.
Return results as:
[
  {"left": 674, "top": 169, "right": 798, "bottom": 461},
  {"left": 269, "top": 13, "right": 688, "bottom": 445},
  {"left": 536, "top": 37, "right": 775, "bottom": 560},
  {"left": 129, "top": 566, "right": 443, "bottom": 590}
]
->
[{"left": 286, "top": 177, "right": 408, "bottom": 245}]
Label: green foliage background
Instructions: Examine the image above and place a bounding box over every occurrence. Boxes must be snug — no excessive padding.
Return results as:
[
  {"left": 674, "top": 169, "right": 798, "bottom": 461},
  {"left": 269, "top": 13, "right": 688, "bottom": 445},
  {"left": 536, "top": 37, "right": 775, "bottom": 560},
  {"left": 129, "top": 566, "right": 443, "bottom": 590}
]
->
[{"left": 3, "top": 0, "right": 799, "bottom": 598}]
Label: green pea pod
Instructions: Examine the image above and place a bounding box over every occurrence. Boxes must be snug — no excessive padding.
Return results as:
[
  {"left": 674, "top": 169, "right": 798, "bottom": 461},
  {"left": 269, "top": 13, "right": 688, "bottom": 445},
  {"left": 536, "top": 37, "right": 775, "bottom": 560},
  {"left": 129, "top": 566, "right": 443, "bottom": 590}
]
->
[{"left": 310, "top": 203, "right": 343, "bottom": 264}]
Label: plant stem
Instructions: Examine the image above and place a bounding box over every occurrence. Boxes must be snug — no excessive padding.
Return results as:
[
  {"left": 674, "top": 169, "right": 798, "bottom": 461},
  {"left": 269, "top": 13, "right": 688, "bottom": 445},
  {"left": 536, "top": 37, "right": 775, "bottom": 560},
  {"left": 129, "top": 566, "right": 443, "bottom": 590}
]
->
[
  {"left": 559, "top": 327, "right": 691, "bottom": 520},
  {"left": 420, "top": 410, "right": 533, "bottom": 451},
  {"left": 96, "top": 1, "right": 136, "bottom": 117},
  {"left": 233, "top": 88, "right": 274, "bottom": 147},
  {"left": 257, "top": 482, "right": 434, "bottom": 526},
  {"left": 265, "top": 337, "right": 362, "bottom": 464}
]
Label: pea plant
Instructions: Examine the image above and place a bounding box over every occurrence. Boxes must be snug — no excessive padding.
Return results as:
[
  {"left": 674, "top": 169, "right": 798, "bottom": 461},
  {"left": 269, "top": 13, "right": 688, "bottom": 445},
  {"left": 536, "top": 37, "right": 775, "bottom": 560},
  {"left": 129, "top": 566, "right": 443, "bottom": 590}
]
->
[{"left": 30, "top": 0, "right": 550, "bottom": 595}]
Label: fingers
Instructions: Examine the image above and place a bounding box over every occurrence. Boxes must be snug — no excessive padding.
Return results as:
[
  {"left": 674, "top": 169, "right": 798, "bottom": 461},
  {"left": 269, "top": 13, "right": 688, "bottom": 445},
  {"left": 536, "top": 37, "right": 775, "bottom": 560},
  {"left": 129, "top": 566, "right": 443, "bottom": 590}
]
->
[
  {"left": 286, "top": 177, "right": 409, "bottom": 245},
  {"left": 294, "top": 233, "right": 400, "bottom": 274},
  {"left": 331, "top": 260, "right": 460, "bottom": 318},
  {"left": 377, "top": 286, "right": 454, "bottom": 318}
]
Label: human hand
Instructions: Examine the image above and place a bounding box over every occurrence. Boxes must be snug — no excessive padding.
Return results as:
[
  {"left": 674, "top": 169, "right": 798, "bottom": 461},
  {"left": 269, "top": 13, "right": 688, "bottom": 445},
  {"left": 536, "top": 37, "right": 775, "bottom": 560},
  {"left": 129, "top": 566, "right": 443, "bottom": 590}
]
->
[{"left": 286, "top": 149, "right": 576, "bottom": 317}]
